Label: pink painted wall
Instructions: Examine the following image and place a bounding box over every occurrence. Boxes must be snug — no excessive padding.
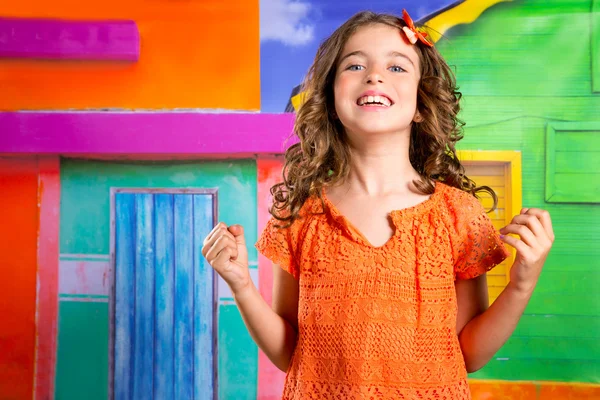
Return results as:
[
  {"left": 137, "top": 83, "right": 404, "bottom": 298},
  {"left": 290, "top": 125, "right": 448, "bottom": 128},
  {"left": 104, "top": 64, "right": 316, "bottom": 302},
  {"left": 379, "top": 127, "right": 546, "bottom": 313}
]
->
[
  {"left": 34, "top": 157, "right": 60, "bottom": 400},
  {"left": 256, "top": 157, "right": 286, "bottom": 399}
]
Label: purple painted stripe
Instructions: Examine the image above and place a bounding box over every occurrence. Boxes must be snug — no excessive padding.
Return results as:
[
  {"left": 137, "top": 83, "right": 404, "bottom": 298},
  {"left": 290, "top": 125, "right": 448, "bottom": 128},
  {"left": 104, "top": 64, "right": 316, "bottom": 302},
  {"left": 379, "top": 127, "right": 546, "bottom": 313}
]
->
[
  {"left": 0, "top": 18, "right": 139, "bottom": 61},
  {"left": 0, "top": 112, "right": 297, "bottom": 155}
]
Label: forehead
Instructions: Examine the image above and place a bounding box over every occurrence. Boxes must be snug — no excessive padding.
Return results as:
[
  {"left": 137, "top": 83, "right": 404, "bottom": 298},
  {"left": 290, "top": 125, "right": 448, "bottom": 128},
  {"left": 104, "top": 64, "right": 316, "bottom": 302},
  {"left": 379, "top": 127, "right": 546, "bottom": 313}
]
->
[{"left": 341, "top": 23, "right": 420, "bottom": 66}]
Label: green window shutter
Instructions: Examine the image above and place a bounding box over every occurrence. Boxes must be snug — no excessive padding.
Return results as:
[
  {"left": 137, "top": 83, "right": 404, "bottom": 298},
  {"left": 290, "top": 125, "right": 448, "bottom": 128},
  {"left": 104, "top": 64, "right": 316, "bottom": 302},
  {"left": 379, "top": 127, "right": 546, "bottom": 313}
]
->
[
  {"left": 545, "top": 122, "right": 600, "bottom": 203},
  {"left": 593, "top": 0, "right": 600, "bottom": 93}
]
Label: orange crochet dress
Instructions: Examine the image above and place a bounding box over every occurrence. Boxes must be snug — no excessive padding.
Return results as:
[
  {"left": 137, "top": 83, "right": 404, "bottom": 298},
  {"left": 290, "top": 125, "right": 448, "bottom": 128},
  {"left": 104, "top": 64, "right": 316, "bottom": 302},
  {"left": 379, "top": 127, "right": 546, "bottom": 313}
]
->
[{"left": 256, "top": 183, "right": 510, "bottom": 399}]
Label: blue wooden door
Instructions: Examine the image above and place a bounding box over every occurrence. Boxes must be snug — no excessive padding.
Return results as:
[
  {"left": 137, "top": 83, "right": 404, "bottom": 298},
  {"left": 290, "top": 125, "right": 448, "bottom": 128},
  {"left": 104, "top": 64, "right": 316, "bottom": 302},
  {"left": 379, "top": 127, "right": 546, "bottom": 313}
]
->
[{"left": 113, "top": 192, "right": 216, "bottom": 400}]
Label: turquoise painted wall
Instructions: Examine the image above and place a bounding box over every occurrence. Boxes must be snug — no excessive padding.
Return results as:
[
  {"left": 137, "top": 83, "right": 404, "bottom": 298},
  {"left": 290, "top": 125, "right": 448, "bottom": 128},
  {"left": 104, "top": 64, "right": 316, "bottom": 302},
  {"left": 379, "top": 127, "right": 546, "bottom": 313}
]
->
[
  {"left": 437, "top": 0, "right": 600, "bottom": 382},
  {"left": 56, "top": 159, "right": 259, "bottom": 399}
]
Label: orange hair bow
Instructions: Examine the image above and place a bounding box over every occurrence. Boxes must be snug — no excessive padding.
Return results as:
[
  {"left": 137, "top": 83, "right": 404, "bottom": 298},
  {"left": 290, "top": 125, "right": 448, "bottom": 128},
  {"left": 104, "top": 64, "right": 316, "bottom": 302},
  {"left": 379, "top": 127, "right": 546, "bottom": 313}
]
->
[{"left": 401, "top": 9, "right": 434, "bottom": 47}]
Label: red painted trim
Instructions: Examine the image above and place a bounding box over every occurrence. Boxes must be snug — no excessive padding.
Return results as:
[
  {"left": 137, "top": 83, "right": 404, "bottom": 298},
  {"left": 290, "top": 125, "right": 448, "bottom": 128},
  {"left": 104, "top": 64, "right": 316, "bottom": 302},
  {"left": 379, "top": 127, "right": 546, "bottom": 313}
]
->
[
  {"left": 34, "top": 156, "right": 60, "bottom": 400},
  {"left": 0, "top": 158, "right": 38, "bottom": 398},
  {"left": 256, "top": 157, "right": 286, "bottom": 399}
]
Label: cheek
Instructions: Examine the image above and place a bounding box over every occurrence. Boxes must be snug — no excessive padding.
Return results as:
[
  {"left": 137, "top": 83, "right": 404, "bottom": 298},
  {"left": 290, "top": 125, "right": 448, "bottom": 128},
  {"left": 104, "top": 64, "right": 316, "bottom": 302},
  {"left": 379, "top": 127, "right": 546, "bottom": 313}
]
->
[
  {"left": 334, "top": 75, "right": 353, "bottom": 99},
  {"left": 397, "top": 81, "right": 419, "bottom": 107}
]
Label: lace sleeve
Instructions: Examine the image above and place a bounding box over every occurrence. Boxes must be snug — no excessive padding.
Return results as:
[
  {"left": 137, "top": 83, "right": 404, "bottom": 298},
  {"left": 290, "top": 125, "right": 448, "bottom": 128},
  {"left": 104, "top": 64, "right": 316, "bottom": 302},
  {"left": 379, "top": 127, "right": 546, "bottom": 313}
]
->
[
  {"left": 448, "top": 192, "right": 511, "bottom": 280},
  {"left": 255, "top": 217, "right": 301, "bottom": 280}
]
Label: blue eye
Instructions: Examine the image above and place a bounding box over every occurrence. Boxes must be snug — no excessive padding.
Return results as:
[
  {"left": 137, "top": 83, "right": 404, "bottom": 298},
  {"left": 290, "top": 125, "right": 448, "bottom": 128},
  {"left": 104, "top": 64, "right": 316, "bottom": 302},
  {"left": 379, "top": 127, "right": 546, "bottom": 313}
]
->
[
  {"left": 347, "top": 64, "right": 364, "bottom": 71},
  {"left": 389, "top": 65, "right": 405, "bottom": 73}
]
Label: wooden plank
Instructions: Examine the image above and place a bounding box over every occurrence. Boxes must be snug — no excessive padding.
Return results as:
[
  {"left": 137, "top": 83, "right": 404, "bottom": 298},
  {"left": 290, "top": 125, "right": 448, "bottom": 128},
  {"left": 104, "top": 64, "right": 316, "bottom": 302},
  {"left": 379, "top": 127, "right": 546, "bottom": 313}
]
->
[
  {"left": 555, "top": 131, "right": 600, "bottom": 152},
  {"left": 133, "top": 194, "right": 155, "bottom": 398},
  {"left": 486, "top": 208, "right": 505, "bottom": 220},
  {"left": 468, "top": 175, "right": 505, "bottom": 187},
  {"left": 34, "top": 157, "right": 60, "bottom": 400},
  {"left": 193, "top": 194, "right": 216, "bottom": 399},
  {"left": 463, "top": 164, "right": 506, "bottom": 176},
  {"left": 0, "top": 112, "right": 297, "bottom": 156},
  {"left": 555, "top": 151, "right": 600, "bottom": 174},
  {"left": 483, "top": 186, "right": 505, "bottom": 198},
  {"left": 593, "top": 0, "right": 600, "bottom": 93},
  {"left": 174, "top": 195, "right": 194, "bottom": 399},
  {"left": 478, "top": 196, "right": 505, "bottom": 210},
  {"left": 114, "top": 193, "right": 135, "bottom": 400},
  {"left": 545, "top": 123, "right": 558, "bottom": 203},
  {"left": 470, "top": 358, "right": 599, "bottom": 383},
  {"left": 154, "top": 195, "right": 175, "bottom": 399},
  {"left": 515, "top": 315, "right": 600, "bottom": 338},
  {"left": 534, "top": 271, "right": 600, "bottom": 294},
  {"left": 553, "top": 173, "right": 600, "bottom": 188},
  {"left": 497, "top": 337, "right": 600, "bottom": 361},
  {"left": 526, "top": 293, "right": 600, "bottom": 316},
  {"left": 0, "top": 17, "right": 139, "bottom": 61},
  {"left": 460, "top": 97, "right": 600, "bottom": 123},
  {"left": 550, "top": 239, "right": 600, "bottom": 256},
  {"left": 544, "top": 254, "right": 599, "bottom": 272},
  {"left": 552, "top": 174, "right": 600, "bottom": 203}
]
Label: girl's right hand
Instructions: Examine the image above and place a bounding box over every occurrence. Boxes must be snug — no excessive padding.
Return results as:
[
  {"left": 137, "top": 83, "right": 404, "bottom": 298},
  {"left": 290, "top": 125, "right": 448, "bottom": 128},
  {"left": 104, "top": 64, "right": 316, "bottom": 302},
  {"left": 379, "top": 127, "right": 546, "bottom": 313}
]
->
[{"left": 202, "top": 222, "right": 251, "bottom": 295}]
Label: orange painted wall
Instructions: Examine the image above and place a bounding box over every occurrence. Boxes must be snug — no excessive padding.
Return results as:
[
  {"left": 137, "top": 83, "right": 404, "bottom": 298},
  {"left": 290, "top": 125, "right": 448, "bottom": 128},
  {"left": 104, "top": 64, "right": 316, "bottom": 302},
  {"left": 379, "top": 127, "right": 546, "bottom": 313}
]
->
[
  {"left": 0, "top": 159, "right": 39, "bottom": 399},
  {"left": 0, "top": 0, "right": 260, "bottom": 111}
]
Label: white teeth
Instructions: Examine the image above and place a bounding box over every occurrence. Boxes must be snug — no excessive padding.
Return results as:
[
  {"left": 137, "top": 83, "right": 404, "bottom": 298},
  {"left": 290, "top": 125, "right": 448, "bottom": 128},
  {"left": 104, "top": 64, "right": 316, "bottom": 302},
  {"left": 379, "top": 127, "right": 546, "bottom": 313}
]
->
[{"left": 357, "top": 95, "right": 392, "bottom": 107}]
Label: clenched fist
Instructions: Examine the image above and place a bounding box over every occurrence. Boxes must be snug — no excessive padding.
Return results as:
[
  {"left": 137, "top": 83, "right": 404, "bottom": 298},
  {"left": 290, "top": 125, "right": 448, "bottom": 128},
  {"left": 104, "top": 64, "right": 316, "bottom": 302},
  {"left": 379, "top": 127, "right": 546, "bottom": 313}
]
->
[{"left": 202, "top": 222, "right": 251, "bottom": 295}]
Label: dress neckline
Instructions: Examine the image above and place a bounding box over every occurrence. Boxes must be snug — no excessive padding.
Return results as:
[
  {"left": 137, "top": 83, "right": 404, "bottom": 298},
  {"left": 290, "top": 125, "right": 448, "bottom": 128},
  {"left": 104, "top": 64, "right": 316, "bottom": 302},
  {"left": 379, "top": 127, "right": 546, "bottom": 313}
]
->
[{"left": 320, "top": 183, "right": 445, "bottom": 249}]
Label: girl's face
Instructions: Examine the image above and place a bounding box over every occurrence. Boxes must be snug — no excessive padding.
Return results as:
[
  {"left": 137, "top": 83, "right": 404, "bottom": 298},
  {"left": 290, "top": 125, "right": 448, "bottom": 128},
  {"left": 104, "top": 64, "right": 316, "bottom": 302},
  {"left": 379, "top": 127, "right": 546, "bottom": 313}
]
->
[{"left": 333, "top": 23, "right": 422, "bottom": 140}]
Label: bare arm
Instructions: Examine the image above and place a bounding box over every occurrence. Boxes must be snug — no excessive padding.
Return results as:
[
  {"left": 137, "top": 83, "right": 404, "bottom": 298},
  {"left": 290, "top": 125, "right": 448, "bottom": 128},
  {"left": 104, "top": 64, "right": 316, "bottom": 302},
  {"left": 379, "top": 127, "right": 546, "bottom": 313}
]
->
[
  {"left": 456, "top": 208, "right": 554, "bottom": 372},
  {"left": 202, "top": 223, "right": 299, "bottom": 372},
  {"left": 456, "top": 275, "right": 532, "bottom": 372},
  {"left": 234, "top": 263, "right": 299, "bottom": 372}
]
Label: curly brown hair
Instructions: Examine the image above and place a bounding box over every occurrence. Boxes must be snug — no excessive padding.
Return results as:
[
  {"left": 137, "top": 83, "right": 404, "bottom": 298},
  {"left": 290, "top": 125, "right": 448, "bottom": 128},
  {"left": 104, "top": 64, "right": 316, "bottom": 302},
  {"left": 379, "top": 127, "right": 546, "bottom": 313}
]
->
[{"left": 270, "top": 11, "right": 497, "bottom": 226}]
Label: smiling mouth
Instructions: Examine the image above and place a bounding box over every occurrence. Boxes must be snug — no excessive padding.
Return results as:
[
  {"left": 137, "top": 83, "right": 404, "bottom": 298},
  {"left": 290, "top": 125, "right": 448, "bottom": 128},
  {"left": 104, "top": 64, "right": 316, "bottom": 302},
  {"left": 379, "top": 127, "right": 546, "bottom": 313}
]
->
[{"left": 356, "top": 95, "right": 393, "bottom": 107}]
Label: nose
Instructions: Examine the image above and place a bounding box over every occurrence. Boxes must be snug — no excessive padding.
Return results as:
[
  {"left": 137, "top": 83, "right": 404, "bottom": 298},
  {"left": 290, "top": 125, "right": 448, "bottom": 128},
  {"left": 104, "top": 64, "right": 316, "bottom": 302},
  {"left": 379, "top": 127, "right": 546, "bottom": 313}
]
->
[{"left": 365, "top": 68, "right": 384, "bottom": 84}]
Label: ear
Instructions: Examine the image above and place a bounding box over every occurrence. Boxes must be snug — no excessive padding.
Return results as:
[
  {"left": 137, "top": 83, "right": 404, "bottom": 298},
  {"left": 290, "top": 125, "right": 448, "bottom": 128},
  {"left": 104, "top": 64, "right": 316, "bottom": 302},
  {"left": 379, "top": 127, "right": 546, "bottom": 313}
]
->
[{"left": 413, "top": 111, "right": 423, "bottom": 123}]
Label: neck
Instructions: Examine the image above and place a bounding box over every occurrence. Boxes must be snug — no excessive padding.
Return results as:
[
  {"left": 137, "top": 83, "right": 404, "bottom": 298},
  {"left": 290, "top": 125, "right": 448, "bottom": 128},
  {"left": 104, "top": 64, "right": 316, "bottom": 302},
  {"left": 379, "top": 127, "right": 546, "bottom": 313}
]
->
[{"left": 342, "top": 128, "right": 421, "bottom": 196}]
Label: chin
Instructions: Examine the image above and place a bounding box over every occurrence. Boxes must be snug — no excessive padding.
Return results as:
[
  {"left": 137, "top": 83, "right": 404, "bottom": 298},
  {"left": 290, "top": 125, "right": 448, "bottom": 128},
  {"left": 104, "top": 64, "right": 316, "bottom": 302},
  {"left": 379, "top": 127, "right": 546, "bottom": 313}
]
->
[{"left": 348, "top": 121, "right": 406, "bottom": 136}]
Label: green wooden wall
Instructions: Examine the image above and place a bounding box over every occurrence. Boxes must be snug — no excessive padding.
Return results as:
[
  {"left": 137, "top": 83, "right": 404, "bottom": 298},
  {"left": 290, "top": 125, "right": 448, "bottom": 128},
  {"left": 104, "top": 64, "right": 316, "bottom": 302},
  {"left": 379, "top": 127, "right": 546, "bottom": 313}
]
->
[{"left": 437, "top": 0, "right": 600, "bottom": 382}]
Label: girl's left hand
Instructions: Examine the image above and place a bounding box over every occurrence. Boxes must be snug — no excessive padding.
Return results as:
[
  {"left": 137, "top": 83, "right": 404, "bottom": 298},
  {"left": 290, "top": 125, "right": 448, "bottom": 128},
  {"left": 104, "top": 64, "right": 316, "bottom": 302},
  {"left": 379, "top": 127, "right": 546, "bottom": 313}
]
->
[{"left": 499, "top": 208, "right": 555, "bottom": 295}]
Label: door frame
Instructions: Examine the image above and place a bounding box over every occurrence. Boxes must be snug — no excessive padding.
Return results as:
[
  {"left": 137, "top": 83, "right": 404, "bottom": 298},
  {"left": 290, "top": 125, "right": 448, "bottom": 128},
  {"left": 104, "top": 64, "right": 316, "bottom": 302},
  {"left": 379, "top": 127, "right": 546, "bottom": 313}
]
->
[
  {"left": 108, "top": 187, "right": 219, "bottom": 400},
  {"left": 457, "top": 150, "right": 523, "bottom": 288}
]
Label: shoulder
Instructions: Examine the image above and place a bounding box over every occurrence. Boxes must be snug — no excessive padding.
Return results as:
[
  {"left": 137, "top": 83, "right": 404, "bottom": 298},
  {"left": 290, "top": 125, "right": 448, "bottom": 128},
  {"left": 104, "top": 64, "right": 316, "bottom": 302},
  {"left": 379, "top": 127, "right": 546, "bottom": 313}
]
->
[
  {"left": 437, "top": 182, "right": 485, "bottom": 215},
  {"left": 435, "top": 183, "right": 486, "bottom": 231},
  {"left": 266, "top": 193, "right": 323, "bottom": 236}
]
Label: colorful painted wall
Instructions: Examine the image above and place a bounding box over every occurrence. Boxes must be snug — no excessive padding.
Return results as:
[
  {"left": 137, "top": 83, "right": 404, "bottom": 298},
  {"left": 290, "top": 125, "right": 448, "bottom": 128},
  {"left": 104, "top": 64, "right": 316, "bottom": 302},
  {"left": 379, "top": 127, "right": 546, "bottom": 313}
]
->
[
  {"left": 56, "top": 159, "right": 259, "bottom": 400},
  {"left": 436, "top": 0, "right": 600, "bottom": 386},
  {"left": 0, "top": 157, "right": 59, "bottom": 400},
  {"left": 0, "top": 0, "right": 598, "bottom": 399},
  {"left": 0, "top": 1, "right": 259, "bottom": 110}
]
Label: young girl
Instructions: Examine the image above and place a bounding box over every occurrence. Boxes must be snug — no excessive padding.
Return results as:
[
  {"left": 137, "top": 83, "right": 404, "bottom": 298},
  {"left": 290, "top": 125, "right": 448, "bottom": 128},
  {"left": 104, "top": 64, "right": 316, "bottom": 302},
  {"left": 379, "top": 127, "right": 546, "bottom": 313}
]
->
[{"left": 202, "top": 10, "right": 554, "bottom": 399}]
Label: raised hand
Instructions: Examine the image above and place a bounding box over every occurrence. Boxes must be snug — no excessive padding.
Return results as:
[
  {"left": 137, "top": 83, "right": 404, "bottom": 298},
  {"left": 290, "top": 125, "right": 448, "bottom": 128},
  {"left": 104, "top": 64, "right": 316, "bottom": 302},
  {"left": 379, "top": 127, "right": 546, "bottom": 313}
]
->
[
  {"left": 499, "top": 208, "right": 555, "bottom": 295},
  {"left": 202, "top": 222, "right": 251, "bottom": 295}
]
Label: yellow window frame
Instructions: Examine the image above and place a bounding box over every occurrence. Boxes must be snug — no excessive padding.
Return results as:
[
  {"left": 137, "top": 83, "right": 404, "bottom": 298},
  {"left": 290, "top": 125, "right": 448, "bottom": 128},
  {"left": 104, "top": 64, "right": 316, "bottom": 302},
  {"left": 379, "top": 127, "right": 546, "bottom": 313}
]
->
[{"left": 457, "top": 150, "right": 522, "bottom": 299}]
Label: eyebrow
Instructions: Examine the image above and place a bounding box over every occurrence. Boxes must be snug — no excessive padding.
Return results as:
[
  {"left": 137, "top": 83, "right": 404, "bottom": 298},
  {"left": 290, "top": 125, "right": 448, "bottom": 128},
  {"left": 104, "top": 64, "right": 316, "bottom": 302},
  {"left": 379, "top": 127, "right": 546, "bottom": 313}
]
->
[{"left": 338, "top": 50, "right": 415, "bottom": 67}]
